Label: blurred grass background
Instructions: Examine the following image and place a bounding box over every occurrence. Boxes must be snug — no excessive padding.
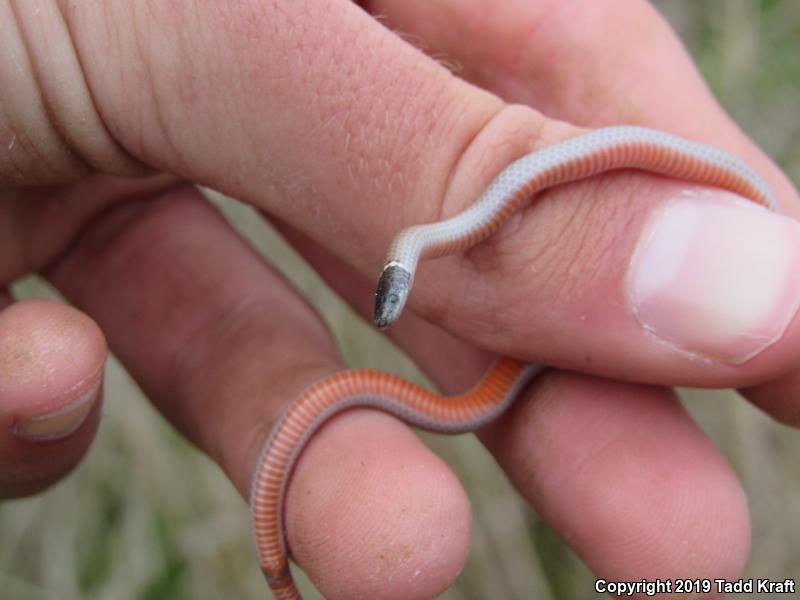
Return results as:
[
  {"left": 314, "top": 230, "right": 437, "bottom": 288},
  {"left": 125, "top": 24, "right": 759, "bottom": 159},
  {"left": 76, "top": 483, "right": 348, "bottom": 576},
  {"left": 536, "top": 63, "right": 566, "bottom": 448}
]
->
[{"left": 2, "top": 1, "right": 799, "bottom": 598}]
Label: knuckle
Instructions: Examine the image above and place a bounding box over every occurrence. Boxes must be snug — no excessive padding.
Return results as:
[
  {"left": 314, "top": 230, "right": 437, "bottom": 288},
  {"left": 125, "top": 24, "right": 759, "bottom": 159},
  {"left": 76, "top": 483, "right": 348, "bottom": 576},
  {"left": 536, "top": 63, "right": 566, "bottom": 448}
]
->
[{"left": 1, "top": 2, "right": 145, "bottom": 184}]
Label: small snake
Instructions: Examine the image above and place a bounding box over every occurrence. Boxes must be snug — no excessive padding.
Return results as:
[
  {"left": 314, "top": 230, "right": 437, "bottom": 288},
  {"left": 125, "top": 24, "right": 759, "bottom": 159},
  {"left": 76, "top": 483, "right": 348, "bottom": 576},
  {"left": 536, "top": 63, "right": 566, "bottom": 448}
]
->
[{"left": 250, "top": 126, "right": 779, "bottom": 599}]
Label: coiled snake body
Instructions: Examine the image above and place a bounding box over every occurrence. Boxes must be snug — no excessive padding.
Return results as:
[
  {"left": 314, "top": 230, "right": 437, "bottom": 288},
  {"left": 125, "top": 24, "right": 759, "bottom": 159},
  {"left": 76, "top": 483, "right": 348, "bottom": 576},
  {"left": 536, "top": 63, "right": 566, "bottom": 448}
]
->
[{"left": 250, "top": 126, "right": 779, "bottom": 599}]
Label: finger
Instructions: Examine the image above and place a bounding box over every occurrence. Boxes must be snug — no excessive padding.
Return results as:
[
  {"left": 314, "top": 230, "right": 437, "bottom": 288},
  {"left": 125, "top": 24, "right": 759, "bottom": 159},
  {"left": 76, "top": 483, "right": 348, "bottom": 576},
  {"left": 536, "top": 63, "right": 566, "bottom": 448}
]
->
[
  {"left": 21, "top": 3, "right": 800, "bottom": 382},
  {"left": 741, "top": 374, "right": 800, "bottom": 428},
  {"left": 46, "top": 184, "right": 471, "bottom": 599},
  {"left": 0, "top": 0, "right": 147, "bottom": 183},
  {"left": 0, "top": 289, "right": 11, "bottom": 310},
  {"left": 482, "top": 372, "right": 751, "bottom": 585},
  {"left": 0, "top": 298, "right": 106, "bottom": 497},
  {"left": 0, "top": 174, "right": 180, "bottom": 284},
  {"left": 362, "top": 0, "right": 796, "bottom": 200}
]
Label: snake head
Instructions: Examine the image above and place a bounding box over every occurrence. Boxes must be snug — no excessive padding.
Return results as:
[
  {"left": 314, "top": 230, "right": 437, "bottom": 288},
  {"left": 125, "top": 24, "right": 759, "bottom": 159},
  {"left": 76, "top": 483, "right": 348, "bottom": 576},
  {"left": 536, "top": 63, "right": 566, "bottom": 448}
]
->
[{"left": 374, "top": 264, "right": 412, "bottom": 329}]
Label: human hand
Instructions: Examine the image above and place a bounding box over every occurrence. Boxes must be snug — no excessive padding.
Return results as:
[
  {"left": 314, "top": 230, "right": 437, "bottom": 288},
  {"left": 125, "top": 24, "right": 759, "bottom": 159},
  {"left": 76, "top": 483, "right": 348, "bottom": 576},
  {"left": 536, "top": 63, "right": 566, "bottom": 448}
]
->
[{"left": 3, "top": 1, "right": 799, "bottom": 599}]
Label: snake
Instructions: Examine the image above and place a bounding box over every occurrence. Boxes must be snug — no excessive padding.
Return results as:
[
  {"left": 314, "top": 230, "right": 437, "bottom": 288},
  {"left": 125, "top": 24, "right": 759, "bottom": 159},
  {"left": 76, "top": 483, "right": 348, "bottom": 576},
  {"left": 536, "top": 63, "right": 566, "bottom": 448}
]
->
[{"left": 249, "top": 126, "right": 779, "bottom": 599}]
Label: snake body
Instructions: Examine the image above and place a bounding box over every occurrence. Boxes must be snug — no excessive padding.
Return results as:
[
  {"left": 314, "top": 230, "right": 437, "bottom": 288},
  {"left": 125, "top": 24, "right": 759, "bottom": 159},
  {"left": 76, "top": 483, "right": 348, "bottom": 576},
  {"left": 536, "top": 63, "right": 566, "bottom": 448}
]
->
[{"left": 251, "top": 126, "right": 779, "bottom": 599}]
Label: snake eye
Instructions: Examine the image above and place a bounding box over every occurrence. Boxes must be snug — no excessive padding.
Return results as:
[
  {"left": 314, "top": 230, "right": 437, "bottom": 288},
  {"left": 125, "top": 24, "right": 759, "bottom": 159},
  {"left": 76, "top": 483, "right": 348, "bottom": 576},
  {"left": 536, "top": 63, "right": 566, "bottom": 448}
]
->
[{"left": 389, "top": 293, "right": 399, "bottom": 305}]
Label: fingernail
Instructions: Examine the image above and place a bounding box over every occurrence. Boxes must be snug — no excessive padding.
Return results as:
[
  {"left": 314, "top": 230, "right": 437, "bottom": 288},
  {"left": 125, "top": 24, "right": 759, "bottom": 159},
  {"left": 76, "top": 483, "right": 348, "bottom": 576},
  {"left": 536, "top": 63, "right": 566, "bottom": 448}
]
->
[
  {"left": 12, "top": 379, "right": 101, "bottom": 442},
  {"left": 628, "top": 190, "right": 800, "bottom": 364}
]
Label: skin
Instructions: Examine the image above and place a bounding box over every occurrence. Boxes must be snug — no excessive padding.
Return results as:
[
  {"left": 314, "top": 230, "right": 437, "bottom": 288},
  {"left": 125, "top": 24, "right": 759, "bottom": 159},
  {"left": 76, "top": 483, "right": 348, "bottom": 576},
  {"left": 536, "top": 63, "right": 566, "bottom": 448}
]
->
[{"left": 1, "top": 0, "right": 799, "bottom": 598}]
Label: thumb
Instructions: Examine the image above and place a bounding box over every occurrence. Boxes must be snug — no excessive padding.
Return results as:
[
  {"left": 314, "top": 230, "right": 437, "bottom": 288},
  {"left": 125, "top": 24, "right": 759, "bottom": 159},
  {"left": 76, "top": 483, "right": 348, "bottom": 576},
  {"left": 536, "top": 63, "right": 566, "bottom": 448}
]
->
[
  {"left": 0, "top": 299, "right": 106, "bottom": 497},
  {"left": 13, "top": 1, "right": 800, "bottom": 386}
]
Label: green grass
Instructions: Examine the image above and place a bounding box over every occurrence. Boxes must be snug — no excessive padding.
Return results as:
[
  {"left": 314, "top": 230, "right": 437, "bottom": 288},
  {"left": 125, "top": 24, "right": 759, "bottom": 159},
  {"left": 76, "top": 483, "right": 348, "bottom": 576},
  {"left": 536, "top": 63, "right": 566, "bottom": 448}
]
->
[{"left": 3, "top": 2, "right": 800, "bottom": 599}]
